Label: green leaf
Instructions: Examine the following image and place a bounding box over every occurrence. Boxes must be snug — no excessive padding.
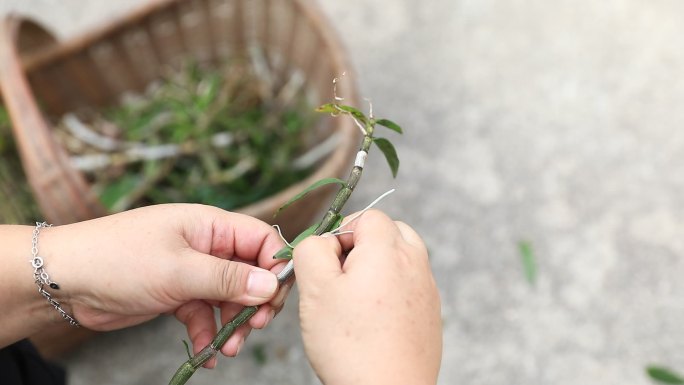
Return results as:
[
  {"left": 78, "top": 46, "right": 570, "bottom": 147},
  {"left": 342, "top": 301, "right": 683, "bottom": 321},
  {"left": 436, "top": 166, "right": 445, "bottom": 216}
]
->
[
  {"left": 273, "top": 246, "right": 293, "bottom": 260},
  {"left": 181, "top": 340, "right": 192, "bottom": 359},
  {"left": 315, "top": 103, "right": 338, "bottom": 114},
  {"left": 272, "top": 223, "right": 319, "bottom": 260},
  {"left": 375, "top": 118, "right": 403, "bottom": 134},
  {"left": 647, "top": 366, "right": 684, "bottom": 384},
  {"left": 518, "top": 241, "right": 537, "bottom": 286},
  {"left": 372, "top": 137, "right": 400, "bottom": 178},
  {"left": 335, "top": 105, "right": 367, "bottom": 123},
  {"left": 275, "top": 178, "right": 346, "bottom": 216},
  {"left": 316, "top": 103, "right": 369, "bottom": 126},
  {"left": 291, "top": 223, "right": 319, "bottom": 247}
]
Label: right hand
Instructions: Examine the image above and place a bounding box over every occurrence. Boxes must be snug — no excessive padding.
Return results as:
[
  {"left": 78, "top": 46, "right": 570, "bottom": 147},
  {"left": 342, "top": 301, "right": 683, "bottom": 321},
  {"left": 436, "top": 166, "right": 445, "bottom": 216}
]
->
[{"left": 293, "top": 210, "right": 442, "bottom": 385}]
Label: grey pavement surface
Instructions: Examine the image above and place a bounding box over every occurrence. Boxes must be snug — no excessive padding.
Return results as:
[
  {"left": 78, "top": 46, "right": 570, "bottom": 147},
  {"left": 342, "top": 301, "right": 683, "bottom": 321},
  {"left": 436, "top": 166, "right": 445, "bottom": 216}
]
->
[{"left": 2, "top": 0, "right": 684, "bottom": 384}]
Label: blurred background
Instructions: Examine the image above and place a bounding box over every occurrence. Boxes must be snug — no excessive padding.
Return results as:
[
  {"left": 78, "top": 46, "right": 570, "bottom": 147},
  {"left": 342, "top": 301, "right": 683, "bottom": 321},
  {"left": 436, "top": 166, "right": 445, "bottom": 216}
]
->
[{"left": 2, "top": 0, "right": 684, "bottom": 384}]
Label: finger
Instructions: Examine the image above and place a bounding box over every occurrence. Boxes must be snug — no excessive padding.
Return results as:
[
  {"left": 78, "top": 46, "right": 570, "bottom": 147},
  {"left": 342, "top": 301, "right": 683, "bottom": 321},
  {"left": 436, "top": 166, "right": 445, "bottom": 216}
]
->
[
  {"left": 265, "top": 261, "right": 292, "bottom": 310},
  {"left": 248, "top": 304, "right": 275, "bottom": 330},
  {"left": 292, "top": 234, "right": 343, "bottom": 293},
  {"left": 221, "top": 302, "right": 273, "bottom": 329},
  {"left": 199, "top": 210, "right": 285, "bottom": 270},
  {"left": 217, "top": 296, "right": 272, "bottom": 331},
  {"left": 333, "top": 210, "right": 412, "bottom": 273},
  {"left": 178, "top": 251, "right": 278, "bottom": 305},
  {"left": 395, "top": 221, "right": 427, "bottom": 252},
  {"left": 268, "top": 259, "right": 290, "bottom": 277},
  {"left": 174, "top": 300, "right": 218, "bottom": 369},
  {"left": 219, "top": 301, "right": 246, "bottom": 324},
  {"left": 218, "top": 301, "right": 271, "bottom": 332},
  {"left": 220, "top": 323, "right": 252, "bottom": 357},
  {"left": 334, "top": 209, "right": 402, "bottom": 252},
  {"left": 215, "top": 302, "right": 254, "bottom": 356},
  {"left": 216, "top": 264, "right": 290, "bottom": 329},
  {"left": 270, "top": 280, "right": 293, "bottom": 309}
]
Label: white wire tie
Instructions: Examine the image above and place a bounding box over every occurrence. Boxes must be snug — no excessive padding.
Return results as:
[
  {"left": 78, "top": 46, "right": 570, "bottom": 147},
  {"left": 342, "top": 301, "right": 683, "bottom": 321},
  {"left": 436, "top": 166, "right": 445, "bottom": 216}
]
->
[{"left": 330, "top": 188, "right": 396, "bottom": 235}]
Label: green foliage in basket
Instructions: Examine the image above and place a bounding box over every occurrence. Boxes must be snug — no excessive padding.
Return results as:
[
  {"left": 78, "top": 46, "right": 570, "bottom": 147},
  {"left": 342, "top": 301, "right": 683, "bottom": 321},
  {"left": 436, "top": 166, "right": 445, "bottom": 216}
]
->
[{"left": 57, "top": 61, "right": 318, "bottom": 212}]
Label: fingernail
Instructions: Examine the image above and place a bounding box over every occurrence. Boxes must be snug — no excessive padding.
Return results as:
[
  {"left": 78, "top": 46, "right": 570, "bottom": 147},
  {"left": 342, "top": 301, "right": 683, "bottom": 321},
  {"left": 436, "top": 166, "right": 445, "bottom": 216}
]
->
[
  {"left": 271, "top": 282, "right": 292, "bottom": 307},
  {"left": 247, "top": 270, "right": 278, "bottom": 299},
  {"left": 321, "top": 232, "right": 334, "bottom": 238}
]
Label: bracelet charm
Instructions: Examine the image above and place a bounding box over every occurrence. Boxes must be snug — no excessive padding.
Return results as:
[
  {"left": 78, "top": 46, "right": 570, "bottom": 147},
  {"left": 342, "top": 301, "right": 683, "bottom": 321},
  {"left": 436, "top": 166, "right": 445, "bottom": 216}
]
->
[{"left": 30, "top": 222, "right": 79, "bottom": 327}]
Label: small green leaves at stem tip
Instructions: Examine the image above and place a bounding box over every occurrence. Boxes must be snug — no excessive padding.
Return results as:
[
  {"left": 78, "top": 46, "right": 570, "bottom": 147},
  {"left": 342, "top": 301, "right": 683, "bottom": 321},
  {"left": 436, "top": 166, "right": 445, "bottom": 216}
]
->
[
  {"left": 315, "top": 103, "right": 368, "bottom": 125},
  {"left": 375, "top": 118, "right": 403, "bottom": 134},
  {"left": 647, "top": 366, "right": 684, "bottom": 384},
  {"left": 372, "top": 137, "right": 400, "bottom": 178},
  {"left": 315, "top": 103, "right": 338, "bottom": 114},
  {"left": 334, "top": 105, "right": 367, "bottom": 123}
]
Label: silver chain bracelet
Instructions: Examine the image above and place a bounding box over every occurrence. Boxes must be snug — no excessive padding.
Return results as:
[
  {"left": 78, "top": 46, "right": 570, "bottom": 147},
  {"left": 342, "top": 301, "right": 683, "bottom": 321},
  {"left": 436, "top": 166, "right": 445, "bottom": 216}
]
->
[{"left": 30, "top": 222, "right": 80, "bottom": 327}]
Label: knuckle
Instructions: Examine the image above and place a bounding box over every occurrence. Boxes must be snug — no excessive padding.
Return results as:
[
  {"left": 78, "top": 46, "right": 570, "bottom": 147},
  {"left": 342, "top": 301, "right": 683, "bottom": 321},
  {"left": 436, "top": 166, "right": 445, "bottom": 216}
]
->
[
  {"left": 294, "top": 235, "right": 322, "bottom": 253},
  {"left": 362, "top": 208, "right": 388, "bottom": 222},
  {"left": 295, "top": 236, "right": 316, "bottom": 249},
  {"left": 296, "top": 234, "right": 340, "bottom": 256},
  {"left": 215, "top": 261, "right": 245, "bottom": 300}
]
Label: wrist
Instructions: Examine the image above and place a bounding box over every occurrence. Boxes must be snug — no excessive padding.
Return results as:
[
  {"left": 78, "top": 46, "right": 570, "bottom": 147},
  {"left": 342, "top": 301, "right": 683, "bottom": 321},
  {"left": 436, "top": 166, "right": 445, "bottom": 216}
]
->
[
  {"left": 30, "top": 223, "right": 80, "bottom": 326},
  {"left": 0, "top": 225, "right": 60, "bottom": 347}
]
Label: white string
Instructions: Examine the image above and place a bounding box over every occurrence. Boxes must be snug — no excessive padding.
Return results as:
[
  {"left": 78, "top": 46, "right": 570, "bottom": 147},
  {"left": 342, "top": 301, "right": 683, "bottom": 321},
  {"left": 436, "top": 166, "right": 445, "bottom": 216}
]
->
[
  {"left": 333, "top": 72, "right": 347, "bottom": 101},
  {"left": 364, "top": 98, "right": 374, "bottom": 119},
  {"left": 274, "top": 189, "right": 395, "bottom": 247},
  {"left": 272, "top": 224, "right": 293, "bottom": 248},
  {"left": 330, "top": 188, "right": 396, "bottom": 235},
  {"left": 333, "top": 230, "right": 355, "bottom": 236},
  {"left": 330, "top": 73, "right": 371, "bottom": 136},
  {"left": 350, "top": 115, "right": 368, "bottom": 136}
]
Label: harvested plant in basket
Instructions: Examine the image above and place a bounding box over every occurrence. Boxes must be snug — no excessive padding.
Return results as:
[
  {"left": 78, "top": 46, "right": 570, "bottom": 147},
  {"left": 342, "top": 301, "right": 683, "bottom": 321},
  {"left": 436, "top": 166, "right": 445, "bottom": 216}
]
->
[{"left": 54, "top": 59, "right": 321, "bottom": 213}]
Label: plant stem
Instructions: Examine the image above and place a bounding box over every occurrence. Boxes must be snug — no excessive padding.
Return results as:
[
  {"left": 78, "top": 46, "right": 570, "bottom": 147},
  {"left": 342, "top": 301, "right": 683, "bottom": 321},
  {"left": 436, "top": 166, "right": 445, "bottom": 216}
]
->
[{"left": 168, "top": 123, "right": 374, "bottom": 385}]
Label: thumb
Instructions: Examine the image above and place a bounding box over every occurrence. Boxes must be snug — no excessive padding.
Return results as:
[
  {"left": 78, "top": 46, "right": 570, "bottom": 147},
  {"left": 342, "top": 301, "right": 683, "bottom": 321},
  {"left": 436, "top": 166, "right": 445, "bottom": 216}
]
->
[
  {"left": 293, "top": 234, "right": 343, "bottom": 292},
  {"left": 178, "top": 251, "right": 279, "bottom": 305}
]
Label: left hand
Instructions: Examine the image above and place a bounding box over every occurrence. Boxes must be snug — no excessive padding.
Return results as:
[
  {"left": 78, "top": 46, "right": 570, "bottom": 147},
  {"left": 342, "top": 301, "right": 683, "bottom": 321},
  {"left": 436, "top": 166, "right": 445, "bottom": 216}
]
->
[{"left": 41, "top": 204, "right": 288, "bottom": 367}]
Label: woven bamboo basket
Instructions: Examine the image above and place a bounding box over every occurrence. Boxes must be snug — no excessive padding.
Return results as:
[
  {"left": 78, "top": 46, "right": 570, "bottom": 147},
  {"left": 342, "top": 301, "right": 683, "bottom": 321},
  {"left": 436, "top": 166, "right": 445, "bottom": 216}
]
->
[{"left": 0, "top": 0, "right": 359, "bottom": 236}]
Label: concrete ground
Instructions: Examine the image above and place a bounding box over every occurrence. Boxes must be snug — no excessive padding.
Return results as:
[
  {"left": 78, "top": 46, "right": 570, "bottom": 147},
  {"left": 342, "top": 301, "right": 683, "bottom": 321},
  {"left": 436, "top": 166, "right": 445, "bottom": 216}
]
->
[{"left": 2, "top": 0, "right": 684, "bottom": 384}]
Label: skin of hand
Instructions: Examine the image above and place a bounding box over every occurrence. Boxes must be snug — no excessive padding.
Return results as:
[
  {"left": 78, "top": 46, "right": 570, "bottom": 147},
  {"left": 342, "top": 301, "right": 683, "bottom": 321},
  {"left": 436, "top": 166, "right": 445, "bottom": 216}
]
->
[
  {"left": 292, "top": 210, "right": 442, "bottom": 385},
  {"left": 0, "top": 204, "right": 288, "bottom": 368}
]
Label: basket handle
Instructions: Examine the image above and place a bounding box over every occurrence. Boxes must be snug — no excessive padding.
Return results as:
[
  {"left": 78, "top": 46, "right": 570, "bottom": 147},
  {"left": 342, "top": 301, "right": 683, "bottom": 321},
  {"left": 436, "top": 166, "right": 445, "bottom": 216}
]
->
[{"left": 0, "top": 15, "right": 106, "bottom": 224}]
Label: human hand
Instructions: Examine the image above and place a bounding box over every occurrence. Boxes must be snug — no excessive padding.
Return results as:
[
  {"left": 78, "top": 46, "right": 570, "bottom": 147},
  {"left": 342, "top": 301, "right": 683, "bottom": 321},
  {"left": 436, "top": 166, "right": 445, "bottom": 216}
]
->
[
  {"left": 292, "top": 210, "right": 442, "bottom": 385},
  {"left": 41, "top": 204, "right": 287, "bottom": 367}
]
